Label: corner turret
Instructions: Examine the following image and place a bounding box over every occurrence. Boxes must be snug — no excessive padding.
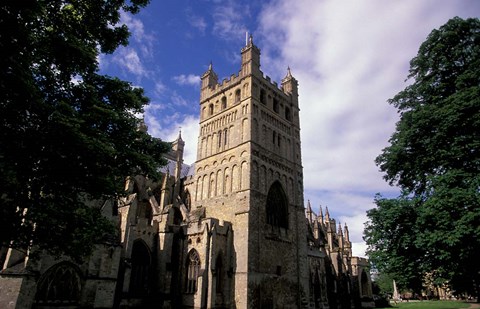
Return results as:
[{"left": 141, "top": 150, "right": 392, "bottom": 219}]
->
[
  {"left": 240, "top": 34, "right": 261, "bottom": 76},
  {"left": 200, "top": 63, "right": 218, "bottom": 101},
  {"left": 281, "top": 67, "right": 298, "bottom": 96}
]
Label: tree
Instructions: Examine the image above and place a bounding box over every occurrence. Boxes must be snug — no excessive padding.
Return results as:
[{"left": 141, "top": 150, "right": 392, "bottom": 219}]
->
[
  {"left": 365, "top": 17, "right": 480, "bottom": 299},
  {"left": 0, "top": 1, "right": 170, "bottom": 260}
]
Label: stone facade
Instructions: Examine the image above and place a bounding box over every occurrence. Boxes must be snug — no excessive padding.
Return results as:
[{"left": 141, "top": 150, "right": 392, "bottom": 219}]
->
[{"left": 0, "top": 39, "right": 373, "bottom": 309}]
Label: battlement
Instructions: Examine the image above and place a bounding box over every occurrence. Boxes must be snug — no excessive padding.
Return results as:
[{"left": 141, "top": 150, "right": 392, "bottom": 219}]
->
[{"left": 201, "top": 68, "right": 294, "bottom": 104}]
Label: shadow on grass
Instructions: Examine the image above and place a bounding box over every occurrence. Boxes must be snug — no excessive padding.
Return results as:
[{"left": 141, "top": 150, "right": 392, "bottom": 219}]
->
[{"left": 376, "top": 300, "right": 472, "bottom": 309}]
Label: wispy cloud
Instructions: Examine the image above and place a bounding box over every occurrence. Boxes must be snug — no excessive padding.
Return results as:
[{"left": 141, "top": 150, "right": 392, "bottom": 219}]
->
[
  {"left": 120, "top": 11, "right": 156, "bottom": 58},
  {"left": 256, "top": 0, "right": 480, "bottom": 256},
  {"left": 171, "top": 92, "right": 190, "bottom": 107},
  {"left": 172, "top": 74, "right": 200, "bottom": 86},
  {"left": 212, "top": 1, "right": 249, "bottom": 41},
  {"left": 188, "top": 15, "right": 207, "bottom": 35},
  {"left": 154, "top": 81, "right": 167, "bottom": 97},
  {"left": 112, "top": 47, "right": 148, "bottom": 78},
  {"left": 144, "top": 108, "right": 199, "bottom": 164}
]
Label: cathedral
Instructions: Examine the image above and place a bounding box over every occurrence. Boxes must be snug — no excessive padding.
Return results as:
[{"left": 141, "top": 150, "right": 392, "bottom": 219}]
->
[{"left": 0, "top": 38, "right": 373, "bottom": 309}]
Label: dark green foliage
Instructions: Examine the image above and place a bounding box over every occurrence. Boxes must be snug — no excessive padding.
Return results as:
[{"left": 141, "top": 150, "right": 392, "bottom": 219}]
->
[
  {"left": 365, "top": 17, "right": 480, "bottom": 297},
  {"left": 0, "top": 0, "right": 170, "bottom": 260}
]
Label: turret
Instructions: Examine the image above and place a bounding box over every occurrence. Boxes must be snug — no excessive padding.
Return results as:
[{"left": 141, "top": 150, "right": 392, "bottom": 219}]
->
[
  {"left": 344, "top": 222, "right": 350, "bottom": 242},
  {"left": 159, "top": 169, "right": 170, "bottom": 209},
  {"left": 306, "top": 200, "right": 313, "bottom": 224},
  {"left": 137, "top": 116, "right": 148, "bottom": 133},
  {"left": 201, "top": 62, "right": 218, "bottom": 90},
  {"left": 172, "top": 130, "right": 185, "bottom": 199},
  {"left": 200, "top": 63, "right": 218, "bottom": 101},
  {"left": 318, "top": 206, "right": 324, "bottom": 225},
  {"left": 240, "top": 34, "right": 261, "bottom": 76},
  {"left": 281, "top": 67, "right": 298, "bottom": 97},
  {"left": 325, "top": 206, "right": 330, "bottom": 221},
  {"left": 337, "top": 222, "right": 344, "bottom": 249}
]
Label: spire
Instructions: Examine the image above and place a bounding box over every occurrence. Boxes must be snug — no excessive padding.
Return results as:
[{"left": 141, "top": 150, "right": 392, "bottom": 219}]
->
[
  {"left": 285, "top": 66, "right": 293, "bottom": 79},
  {"left": 306, "top": 200, "right": 313, "bottom": 223},
  {"left": 338, "top": 222, "right": 343, "bottom": 236},
  {"left": 344, "top": 222, "right": 350, "bottom": 241},
  {"left": 177, "top": 127, "right": 183, "bottom": 141},
  {"left": 325, "top": 206, "right": 330, "bottom": 221}
]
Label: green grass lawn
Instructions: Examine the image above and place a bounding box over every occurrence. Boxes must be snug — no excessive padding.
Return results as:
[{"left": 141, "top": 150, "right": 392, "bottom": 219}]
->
[{"left": 376, "top": 300, "right": 472, "bottom": 309}]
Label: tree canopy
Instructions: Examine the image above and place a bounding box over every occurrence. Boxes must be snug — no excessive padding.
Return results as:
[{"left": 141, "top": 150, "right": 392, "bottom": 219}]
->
[
  {"left": 0, "top": 1, "right": 170, "bottom": 259},
  {"left": 365, "top": 17, "right": 480, "bottom": 298}
]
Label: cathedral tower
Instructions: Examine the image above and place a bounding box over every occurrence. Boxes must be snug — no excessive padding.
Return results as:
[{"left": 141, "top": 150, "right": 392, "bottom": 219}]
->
[{"left": 189, "top": 37, "right": 308, "bottom": 308}]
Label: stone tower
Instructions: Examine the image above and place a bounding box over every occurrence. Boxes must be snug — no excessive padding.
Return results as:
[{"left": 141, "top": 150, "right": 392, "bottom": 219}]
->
[{"left": 190, "top": 36, "right": 308, "bottom": 308}]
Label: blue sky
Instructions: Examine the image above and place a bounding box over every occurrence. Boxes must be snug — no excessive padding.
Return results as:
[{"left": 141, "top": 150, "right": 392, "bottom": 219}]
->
[{"left": 99, "top": 0, "right": 480, "bottom": 257}]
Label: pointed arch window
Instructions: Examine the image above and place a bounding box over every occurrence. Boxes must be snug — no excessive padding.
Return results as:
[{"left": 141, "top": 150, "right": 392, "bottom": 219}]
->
[
  {"left": 130, "top": 240, "right": 151, "bottom": 296},
  {"left": 35, "top": 262, "right": 82, "bottom": 305},
  {"left": 209, "top": 104, "right": 214, "bottom": 116},
  {"left": 186, "top": 249, "right": 201, "bottom": 293},
  {"left": 266, "top": 181, "right": 289, "bottom": 228}
]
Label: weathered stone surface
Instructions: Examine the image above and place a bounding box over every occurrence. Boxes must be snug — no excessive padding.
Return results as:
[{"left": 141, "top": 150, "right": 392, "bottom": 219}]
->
[{"left": 0, "top": 39, "right": 372, "bottom": 309}]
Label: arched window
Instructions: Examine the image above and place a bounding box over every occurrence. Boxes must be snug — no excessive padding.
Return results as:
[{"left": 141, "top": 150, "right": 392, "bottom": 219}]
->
[
  {"left": 130, "top": 240, "right": 151, "bottom": 296},
  {"left": 266, "top": 181, "right": 289, "bottom": 228},
  {"left": 273, "top": 98, "right": 279, "bottom": 113},
  {"left": 361, "top": 271, "right": 370, "bottom": 296},
  {"left": 186, "top": 249, "right": 201, "bottom": 293},
  {"left": 173, "top": 207, "right": 183, "bottom": 225},
  {"left": 183, "top": 189, "right": 191, "bottom": 211},
  {"left": 221, "top": 97, "right": 227, "bottom": 110},
  {"left": 235, "top": 89, "right": 241, "bottom": 103},
  {"left": 285, "top": 107, "right": 291, "bottom": 121},
  {"left": 215, "top": 253, "right": 223, "bottom": 294},
  {"left": 35, "top": 262, "right": 82, "bottom": 305},
  {"left": 209, "top": 104, "right": 214, "bottom": 116},
  {"left": 260, "top": 89, "right": 266, "bottom": 104}
]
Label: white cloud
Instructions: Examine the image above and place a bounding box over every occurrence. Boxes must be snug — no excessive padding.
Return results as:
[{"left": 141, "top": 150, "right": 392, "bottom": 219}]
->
[
  {"left": 120, "top": 11, "right": 156, "bottom": 58},
  {"left": 173, "top": 74, "right": 201, "bottom": 86},
  {"left": 154, "top": 81, "right": 167, "bottom": 97},
  {"left": 113, "top": 47, "right": 148, "bottom": 78},
  {"left": 171, "top": 92, "right": 189, "bottom": 107},
  {"left": 212, "top": 1, "right": 249, "bottom": 41},
  {"left": 145, "top": 111, "right": 199, "bottom": 165},
  {"left": 256, "top": 0, "right": 479, "bottom": 257},
  {"left": 188, "top": 15, "right": 207, "bottom": 35}
]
